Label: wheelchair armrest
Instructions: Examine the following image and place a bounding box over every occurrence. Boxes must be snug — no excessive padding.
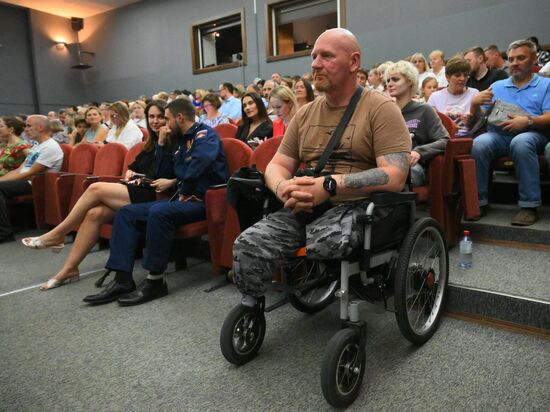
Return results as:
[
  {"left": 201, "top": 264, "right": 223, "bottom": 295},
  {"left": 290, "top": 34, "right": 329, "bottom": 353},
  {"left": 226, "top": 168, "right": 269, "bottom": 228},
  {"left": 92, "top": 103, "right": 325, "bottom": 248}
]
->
[
  {"left": 208, "top": 183, "right": 228, "bottom": 189},
  {"left": 369, "top": 191, "right": 417, "bottom": 207}
]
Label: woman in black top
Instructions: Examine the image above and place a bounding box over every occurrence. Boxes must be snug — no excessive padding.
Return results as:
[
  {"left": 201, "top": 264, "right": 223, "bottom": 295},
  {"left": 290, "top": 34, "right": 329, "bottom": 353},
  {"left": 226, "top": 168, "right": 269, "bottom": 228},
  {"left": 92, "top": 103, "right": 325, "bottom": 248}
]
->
[
  {"left": 22, "top": 100, "right": 175, "bottom": 290},
  {"left": 236, "top": 92, "right": 273, "bottom": 148}
]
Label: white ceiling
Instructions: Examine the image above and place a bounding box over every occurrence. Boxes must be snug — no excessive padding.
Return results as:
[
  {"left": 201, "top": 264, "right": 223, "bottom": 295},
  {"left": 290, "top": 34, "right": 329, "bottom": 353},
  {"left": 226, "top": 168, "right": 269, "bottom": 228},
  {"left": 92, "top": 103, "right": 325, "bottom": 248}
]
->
[{"left": 1, "top": 0, "right": 146, "bottom": 18}]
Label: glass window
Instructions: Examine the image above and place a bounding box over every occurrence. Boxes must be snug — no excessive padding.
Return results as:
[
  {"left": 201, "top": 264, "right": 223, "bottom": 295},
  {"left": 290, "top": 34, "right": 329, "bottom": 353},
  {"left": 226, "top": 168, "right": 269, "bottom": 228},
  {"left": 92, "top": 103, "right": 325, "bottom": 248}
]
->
[
  {"left": 191, "top": 11, "right": 246, "bottom": 74},
  {"left": 266, "top": 0, "right": 345, "bottom": 61}
]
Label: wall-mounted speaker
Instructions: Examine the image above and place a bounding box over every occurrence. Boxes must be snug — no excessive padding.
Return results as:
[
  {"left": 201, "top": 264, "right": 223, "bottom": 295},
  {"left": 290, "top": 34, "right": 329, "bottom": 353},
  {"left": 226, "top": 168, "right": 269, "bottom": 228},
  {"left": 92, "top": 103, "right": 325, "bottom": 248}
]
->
[{"left": 71, "top": 17, "right": 84, "bottom": 31}]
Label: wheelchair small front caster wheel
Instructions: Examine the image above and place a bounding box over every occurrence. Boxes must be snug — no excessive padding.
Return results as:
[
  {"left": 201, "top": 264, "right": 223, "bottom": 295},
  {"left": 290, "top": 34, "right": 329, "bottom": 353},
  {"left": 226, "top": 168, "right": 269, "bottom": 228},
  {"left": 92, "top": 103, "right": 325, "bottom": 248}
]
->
[
  {"left": 321, "top": 328, "right": 366, "bottom": 408},
  {"left": 220, "top": 303, "right": 266, "bottom": 365}
]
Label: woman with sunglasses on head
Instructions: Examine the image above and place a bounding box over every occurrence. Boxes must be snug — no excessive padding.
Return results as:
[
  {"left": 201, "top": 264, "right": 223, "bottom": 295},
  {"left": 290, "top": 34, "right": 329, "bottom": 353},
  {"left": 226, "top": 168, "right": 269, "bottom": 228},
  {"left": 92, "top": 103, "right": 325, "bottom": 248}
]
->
[
  {"left": 22, "top": 101, "right": 177, "bottom": 290},
  {"left": 198, "top": 93, "right": 230, "bottom": 128},
  {"left": 101, "top": 101, "right": 143, "bottom": 149},
  {"left": 236, "top": 92, "right": 273, "bottom": 148}
]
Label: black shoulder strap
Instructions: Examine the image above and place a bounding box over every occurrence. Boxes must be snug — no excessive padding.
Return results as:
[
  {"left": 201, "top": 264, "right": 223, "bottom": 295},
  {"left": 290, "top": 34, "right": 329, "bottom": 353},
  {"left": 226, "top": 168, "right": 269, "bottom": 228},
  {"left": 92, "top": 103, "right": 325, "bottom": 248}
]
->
[{"left": 314, "top": 86, "right": 364, "bottom": 176}]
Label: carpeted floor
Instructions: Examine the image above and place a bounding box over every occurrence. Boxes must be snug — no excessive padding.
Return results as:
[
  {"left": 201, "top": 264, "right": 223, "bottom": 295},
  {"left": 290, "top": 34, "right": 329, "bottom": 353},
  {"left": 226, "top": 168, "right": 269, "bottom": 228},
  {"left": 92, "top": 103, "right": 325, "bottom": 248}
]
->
[{"left": 1, "top": 230, "right": 550, "bottom": 411}]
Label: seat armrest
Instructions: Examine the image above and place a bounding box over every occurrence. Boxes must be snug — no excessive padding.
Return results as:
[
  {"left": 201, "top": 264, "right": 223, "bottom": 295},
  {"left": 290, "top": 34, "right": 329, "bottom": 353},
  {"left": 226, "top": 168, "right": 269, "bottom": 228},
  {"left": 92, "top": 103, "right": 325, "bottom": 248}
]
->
[{"left": 369, "top": 191, "right": 417, "bottom": 207}]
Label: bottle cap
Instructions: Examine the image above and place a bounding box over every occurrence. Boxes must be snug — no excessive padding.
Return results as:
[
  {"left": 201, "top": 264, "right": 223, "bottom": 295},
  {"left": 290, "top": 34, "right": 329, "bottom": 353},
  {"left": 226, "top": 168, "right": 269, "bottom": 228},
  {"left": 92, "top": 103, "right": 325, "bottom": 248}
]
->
[{"left": 464, "top": 230, "right": 470, "bottom": 236}]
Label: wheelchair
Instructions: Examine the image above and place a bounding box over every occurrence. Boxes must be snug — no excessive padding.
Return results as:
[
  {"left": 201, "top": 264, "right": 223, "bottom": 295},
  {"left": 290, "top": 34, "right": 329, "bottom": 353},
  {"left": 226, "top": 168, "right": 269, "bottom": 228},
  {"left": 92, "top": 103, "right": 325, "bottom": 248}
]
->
[{"left": 220, "top": 191, "right": 449, "bottom": 409}]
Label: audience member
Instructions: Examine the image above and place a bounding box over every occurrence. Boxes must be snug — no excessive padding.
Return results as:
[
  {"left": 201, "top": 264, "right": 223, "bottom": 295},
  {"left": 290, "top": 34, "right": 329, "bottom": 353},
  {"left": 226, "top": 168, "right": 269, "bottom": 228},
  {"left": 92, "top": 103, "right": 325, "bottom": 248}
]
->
[
  {"left": 484, "top": 45, "right": 509, "bottom": 74},
  {"left": 233, "top": 84, "right": 246, "bottom": 99},
  {"left": 0, "top": 115, "right": 63, "bottom": 243},
  {"left": 69, "top": 118, "right": 88, "bottom": 146},
  {"left": 280, "top": 77, "right": 294, "bottom": 89},
  {"left": 293, "top": 78, "right": 315, "bottom": 107},
  {"left": 270, "top": 86, "right": 298, "bottom": 137},
  {"left": 428, "top": 55, "right": 479, "bottom": 136},
  {"left": 262, "top": 80, "right": 276, "bottom": 100},
  {"left": 429, "top": 49, "right": 448, "bottom": 88},
  {"left": 527, "top": 36, "right": 550, "bottom": 67},
  {"left": 198, "top": 93, "right": 230, "bottom": 128},
  {"left": 218, "top": 82, "right": 242, "bottom": 121},
  {"left": 231, "top": 28, "right": 410, "bottom": 309},
  {"left": 464, "top": 46, "right": 508, "bottom": 91},
  {"left": 47, "top": 111, "right": 57, "bottom": 120},
  {"left": 236, "top": 92, "right": 273, "bottom": 147},
  {"left": 0, "top": 116, "right": 31, "bottom": 177},
  {"left": 83, "top": 106, "right": 109, "bottom": 144},
  {"left": 99, "top": 102, "right": 111, "bottom": 126},
  {"left": 419, "top": 77, "right": 438, "bottom": 102},
  {"left": 82, "top": 97, "right": 228, "bottom": 306},
  {"left": 103, "top": 101, "right": 143, "bottom": 148},
  {"left": 22, "top": 100, "right": 177, "bottom": 290},
  {"left": 271, "top": 72, "right": 282, "bottom": 84},
  {"left": 386, "top": 61, "right": 449, "bottom": 187},
  {"left": 411, "top": 52, "right": 436, "bottom": 94},
  {"left": 368, "top": 64, "right": 384, "bottom": 92},
  {"left": 471, "top": 39, "right": 550, "bottom": 226},
  {"left": 130, "top": 100, "right": 147, "bottom": 128},
  {"left": 356, "top": 68, "right": 368, "bottom": 87},
  {"left": 50, "top": 119, "right": 69, "bottom": 144}
]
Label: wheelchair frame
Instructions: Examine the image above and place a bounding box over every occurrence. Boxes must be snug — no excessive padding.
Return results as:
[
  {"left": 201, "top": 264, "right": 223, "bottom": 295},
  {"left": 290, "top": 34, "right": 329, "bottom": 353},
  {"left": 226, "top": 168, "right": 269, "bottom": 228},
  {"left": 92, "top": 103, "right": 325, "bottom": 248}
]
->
[{"left": 220, "top": 191, "right": 449, "bottom": 409}]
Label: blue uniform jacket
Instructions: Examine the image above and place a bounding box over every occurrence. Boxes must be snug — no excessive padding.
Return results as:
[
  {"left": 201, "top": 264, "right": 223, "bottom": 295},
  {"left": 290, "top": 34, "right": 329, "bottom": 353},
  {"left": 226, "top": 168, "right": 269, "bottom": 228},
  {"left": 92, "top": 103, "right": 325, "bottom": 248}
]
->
[{"left": 154, "top": 122, "right": 228, "bottom": 199}]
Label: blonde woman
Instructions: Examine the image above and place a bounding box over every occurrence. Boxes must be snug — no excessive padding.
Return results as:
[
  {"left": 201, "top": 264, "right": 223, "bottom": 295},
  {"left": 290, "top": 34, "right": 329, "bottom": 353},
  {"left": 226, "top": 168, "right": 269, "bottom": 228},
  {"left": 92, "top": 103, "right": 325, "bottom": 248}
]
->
[
  {"left": 429, "top": 49, "right": 448, "bottom": 88},
  {"left": 410, "top": 52, "right": 436, "bottom": 94},
  {"left": 269, "top": 85, "right": 298, "bottom": 137},
  {"left": 130, "top": 100, "right": 147, "bottom": 128},
  {"left": 103, "top": 101, "right": 143, "bottom": 149},
  {"left": 82, "top": 106, "right": 109, "bottom": 144}
]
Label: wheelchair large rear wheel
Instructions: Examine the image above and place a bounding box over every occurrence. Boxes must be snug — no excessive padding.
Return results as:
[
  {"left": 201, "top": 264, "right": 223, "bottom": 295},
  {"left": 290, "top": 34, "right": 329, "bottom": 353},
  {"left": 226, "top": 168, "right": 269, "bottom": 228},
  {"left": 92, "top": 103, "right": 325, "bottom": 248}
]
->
[
  {"left": 285, "top": 259, "right": 338, "bottom": 314},
  {"left": 394, "top": 217, "right": 448, "bottom": 345},
  {"left": 321, "top": 328, "right": 366, "bottom": 408},
  {"left": 220, "top": 304, "right": 266, "bottom": 365}
]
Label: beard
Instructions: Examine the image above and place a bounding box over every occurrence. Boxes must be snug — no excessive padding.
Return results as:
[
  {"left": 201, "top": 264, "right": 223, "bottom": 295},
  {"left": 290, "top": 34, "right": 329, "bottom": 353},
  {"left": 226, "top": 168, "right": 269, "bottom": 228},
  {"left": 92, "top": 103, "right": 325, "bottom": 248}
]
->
[{"left": 314, "top": 74, "right": 330, "bottom": 92}]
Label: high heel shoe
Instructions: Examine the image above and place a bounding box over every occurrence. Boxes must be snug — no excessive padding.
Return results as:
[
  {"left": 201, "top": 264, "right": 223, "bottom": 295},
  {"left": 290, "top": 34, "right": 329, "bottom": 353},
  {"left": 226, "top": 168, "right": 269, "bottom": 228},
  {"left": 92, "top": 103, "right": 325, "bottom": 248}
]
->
[
  {"left": 22, "top": 237, "right": 64, "bottom": 253},
  {"left": 40, "top": 274, "right": 80, "bottom": 291}
]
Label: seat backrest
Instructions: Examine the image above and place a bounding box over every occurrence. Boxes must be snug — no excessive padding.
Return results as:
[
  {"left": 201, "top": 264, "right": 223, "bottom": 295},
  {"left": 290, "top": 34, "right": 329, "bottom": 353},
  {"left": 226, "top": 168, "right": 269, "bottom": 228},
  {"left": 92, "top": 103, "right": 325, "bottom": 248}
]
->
[
  {"left": 436, "top": 111, "right": 457, "bottom": 138},
  {"left": 68, "top": 143, "right": 98, "bottom": 174},
  {"left": 123, "top": 142, "right": 145, "bottom": 173},
  {"left": 221, "top": 138, "right": 253, "bottom": 175},
  {"left": 59, "top": 144, "right": 72, "bottom": 172},
  {"left": 250, "top": 136, "right": 283, "bottom": 173},
  {"left": 214, "top": 123, "right": 238, "bottom": 139},
  {"left": 93, "top": 143, "right": 128, "bottom": 176},
  {"left": 138, "top": 126, "right": 149, "bottom": 141}
]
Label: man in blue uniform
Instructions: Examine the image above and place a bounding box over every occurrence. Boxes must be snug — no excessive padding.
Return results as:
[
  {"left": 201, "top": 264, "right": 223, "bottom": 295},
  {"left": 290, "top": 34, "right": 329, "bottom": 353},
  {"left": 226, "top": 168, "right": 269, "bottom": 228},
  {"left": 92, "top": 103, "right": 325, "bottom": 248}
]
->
[{"left": 83, "top": 97, "right": 228, "bottom": 306}]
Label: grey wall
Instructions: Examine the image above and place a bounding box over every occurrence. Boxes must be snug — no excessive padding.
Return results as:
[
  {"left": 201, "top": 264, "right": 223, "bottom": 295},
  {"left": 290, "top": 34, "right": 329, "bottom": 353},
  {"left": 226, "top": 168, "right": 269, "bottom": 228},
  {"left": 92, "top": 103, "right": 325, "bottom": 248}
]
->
[
  {"left": 0, "top": 4, "right": 36, "bottom": 114},
  {"left": 28, "top": 10, "right": 82, "bottom": 113},
  {"left": 0, "top": 3, "right": 83, "bottom": 114},
  {"left": 2, "top": 0, "right": 550, "bottom": 111},
  {"left": 80, "top": 0, "right": 550, "bottom": 102}
]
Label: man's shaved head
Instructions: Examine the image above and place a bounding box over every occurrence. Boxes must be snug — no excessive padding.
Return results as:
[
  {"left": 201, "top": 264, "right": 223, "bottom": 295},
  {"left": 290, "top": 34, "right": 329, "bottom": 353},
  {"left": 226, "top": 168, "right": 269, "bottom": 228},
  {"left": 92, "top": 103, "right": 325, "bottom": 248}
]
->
[{"left": 316, "top": 28, "right": 360, "bottom": 55}]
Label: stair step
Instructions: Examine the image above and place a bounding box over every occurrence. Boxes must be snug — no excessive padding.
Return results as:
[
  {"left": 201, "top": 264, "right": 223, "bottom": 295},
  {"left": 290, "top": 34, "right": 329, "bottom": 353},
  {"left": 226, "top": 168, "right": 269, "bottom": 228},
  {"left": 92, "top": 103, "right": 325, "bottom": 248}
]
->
[
  {"left": 462, "top": 204, "right": 550, "bottom": 245},
  {"left": 447, "top": 284, "right": 550, "bottom": 332}
]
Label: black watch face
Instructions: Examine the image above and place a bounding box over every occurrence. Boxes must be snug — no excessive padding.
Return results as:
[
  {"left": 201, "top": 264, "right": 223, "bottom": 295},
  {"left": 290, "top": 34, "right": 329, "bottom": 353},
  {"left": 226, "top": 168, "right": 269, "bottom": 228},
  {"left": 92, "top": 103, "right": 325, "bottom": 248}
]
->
[{"left": 324, "top": 177, "right": 336, "bottom": 194}]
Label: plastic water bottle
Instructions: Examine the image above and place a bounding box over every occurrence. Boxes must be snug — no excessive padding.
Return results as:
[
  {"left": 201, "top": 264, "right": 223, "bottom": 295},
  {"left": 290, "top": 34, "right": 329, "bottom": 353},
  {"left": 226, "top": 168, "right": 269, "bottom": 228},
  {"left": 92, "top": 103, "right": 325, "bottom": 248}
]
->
[{"left": 458, "top": 230, "right": 473, "bottom": 269}]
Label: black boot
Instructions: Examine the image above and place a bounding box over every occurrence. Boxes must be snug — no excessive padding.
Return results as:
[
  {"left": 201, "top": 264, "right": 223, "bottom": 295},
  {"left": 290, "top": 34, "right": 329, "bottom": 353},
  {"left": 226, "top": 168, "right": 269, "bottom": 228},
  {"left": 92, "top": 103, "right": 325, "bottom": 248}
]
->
[{"left": 118, "top": 278, "right": 168, "bottom": 306}]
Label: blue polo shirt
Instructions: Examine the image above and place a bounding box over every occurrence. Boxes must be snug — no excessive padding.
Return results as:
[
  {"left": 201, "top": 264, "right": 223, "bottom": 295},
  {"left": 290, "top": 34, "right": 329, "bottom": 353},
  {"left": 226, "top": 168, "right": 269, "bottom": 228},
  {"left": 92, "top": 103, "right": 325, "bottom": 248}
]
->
[
  {"left": 219, "top": 95, "right": 242, "bottom": 120},
  {"left": 491, "top": 74, "right": 550, "bottom": 116}
]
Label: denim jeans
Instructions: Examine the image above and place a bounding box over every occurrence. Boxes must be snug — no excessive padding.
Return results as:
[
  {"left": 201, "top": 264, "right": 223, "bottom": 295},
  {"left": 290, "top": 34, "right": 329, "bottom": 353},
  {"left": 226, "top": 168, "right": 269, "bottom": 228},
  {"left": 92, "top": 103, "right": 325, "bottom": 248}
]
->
[
  {"left": 545, "top": 142, "right": 550, "bottom": 170},
  {"left": 471, "top": 130, "right": 549, "bottom": 207}
]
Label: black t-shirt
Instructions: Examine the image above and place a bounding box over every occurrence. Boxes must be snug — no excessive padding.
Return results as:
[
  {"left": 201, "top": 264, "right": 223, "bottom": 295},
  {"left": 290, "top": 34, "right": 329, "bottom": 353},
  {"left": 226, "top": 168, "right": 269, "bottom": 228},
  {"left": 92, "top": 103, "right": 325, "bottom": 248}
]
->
[{"left": 467, "top": 68, "right": 508, "bottom": 91}]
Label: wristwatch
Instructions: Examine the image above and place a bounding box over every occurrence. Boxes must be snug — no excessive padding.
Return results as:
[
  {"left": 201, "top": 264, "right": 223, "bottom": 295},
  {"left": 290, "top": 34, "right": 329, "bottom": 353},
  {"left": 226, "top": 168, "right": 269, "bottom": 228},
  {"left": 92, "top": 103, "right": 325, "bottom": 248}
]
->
[
  {"left": 323, "top": 175, "right": 337, "bottom": 197},
  {"left": 527, "top": 115, "right": 534, "bottom": 129}
]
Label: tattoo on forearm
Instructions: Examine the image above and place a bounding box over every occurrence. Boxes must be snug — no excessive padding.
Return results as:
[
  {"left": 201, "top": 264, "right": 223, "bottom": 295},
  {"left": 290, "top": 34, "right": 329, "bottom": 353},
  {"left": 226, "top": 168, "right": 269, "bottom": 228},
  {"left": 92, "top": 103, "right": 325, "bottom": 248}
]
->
[
  {"left": 382, "top": 152, "right": 409, "bottom": 172},
  {"left": 343, "top": 168, "right": 389, "bottom": 189}
]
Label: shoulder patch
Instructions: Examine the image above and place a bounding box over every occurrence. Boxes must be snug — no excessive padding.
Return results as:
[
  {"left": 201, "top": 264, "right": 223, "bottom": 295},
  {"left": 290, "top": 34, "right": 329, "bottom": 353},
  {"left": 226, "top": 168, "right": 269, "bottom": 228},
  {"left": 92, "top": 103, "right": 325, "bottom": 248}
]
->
[{"left": 196, "top": 130, "right": 208, "bottom": 139}]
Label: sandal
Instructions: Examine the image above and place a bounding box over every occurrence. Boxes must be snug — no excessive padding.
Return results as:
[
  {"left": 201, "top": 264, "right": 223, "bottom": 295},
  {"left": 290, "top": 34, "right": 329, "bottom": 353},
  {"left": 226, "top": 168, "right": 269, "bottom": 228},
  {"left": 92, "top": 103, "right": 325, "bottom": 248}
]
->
[
  {"left": 40, "top": 274, "right": 80, "bottom": 291},
  {"left": 22, "top": 237, "right": 64, "bottom": 253}
]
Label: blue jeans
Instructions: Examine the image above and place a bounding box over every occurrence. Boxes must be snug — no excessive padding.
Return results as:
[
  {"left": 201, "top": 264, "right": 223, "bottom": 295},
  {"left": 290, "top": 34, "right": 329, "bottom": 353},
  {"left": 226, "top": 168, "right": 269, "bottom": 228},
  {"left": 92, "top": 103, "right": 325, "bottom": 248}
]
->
[
  {"left": 472, "top": 130, "right": 549, "bottom": 207},
  {"left": 106, "top": 199, "right": 205, "bottom": 274},
  {"left": 545, "top": 142, "right": 550, "bottom": 170}
]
